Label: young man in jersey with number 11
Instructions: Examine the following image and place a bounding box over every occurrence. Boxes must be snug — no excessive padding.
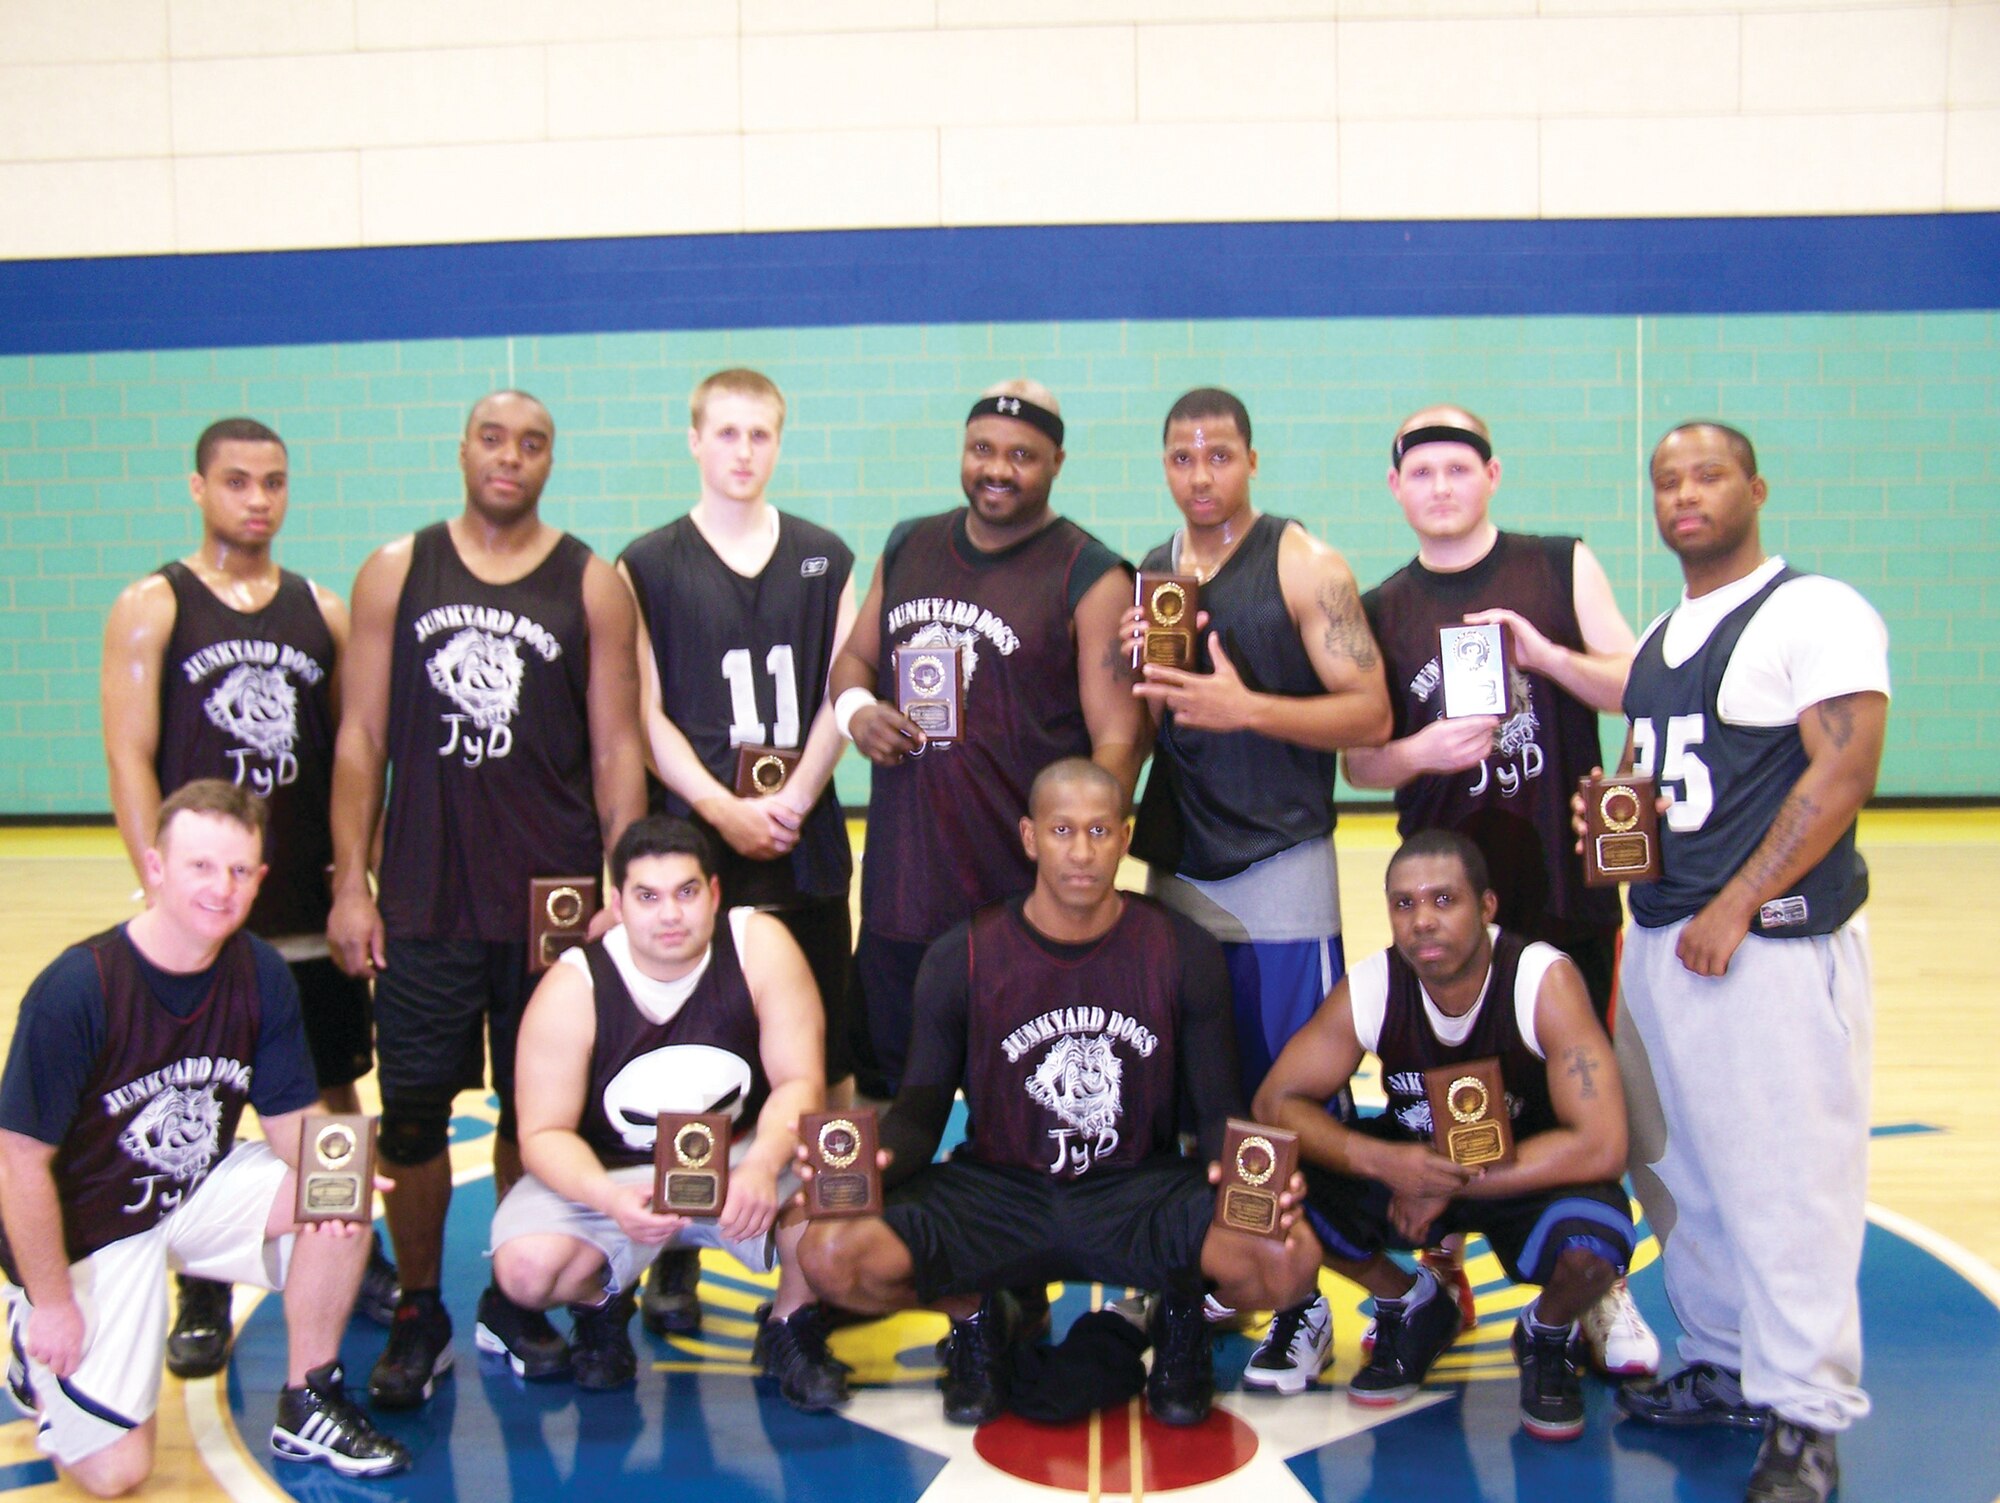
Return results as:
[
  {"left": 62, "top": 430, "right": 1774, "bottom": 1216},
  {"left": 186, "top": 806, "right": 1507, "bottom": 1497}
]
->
[{"left": 618, "top": 370, "right": 857, "bottom": 1341}]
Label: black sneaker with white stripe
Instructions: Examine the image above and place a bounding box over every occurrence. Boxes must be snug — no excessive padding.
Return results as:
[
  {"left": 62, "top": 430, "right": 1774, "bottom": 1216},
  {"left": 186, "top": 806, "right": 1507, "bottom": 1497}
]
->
[{"left": 271, "top": 1362, "right": 410, "bottom": 1477}]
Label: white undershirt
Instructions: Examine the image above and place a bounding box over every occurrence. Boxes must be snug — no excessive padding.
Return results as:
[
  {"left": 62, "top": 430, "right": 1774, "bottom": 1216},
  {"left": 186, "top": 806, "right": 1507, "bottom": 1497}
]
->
[
  {"left": 558, "top": 907, "right": 754, "bottom": 1025},
  {"left": 1640, "top": 556, "right": 1891, "bottom": 726},
  {"left": 1347, "top": 928, "right": 1562, "bottom": 1061}
]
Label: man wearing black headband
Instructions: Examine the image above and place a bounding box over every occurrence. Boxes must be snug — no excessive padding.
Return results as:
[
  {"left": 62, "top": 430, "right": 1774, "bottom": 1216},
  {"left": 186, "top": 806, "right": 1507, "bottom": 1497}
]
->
[
  {"left": 1347, "top": 404, "right": 1656, "bottom": 1382},
  {"left": 828, "top": 380, "right": 1146, "bottom": 1097}
]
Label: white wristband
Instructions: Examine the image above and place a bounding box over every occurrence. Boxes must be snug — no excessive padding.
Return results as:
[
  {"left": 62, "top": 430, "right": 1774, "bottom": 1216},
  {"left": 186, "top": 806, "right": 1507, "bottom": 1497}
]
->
[{"left": 833, "top": 687, "right": 876, "bottom": 742}]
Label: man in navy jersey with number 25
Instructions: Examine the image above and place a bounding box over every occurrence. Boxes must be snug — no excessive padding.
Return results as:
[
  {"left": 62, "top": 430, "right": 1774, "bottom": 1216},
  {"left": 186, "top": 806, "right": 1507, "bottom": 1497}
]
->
[{"left": 1605, "top": 422, "right": 1887, "bottom": 1503}]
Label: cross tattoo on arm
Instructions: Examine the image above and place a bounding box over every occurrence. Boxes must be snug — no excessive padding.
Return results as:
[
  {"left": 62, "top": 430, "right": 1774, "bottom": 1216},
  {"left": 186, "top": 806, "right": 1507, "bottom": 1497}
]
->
[{"left": 1563, "top": 1045, "right": 1600, "bottom": 1100}]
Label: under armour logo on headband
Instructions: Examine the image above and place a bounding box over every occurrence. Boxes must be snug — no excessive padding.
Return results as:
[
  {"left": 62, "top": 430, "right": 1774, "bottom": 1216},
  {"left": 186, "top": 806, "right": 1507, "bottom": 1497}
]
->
[{"left": 967, "top": 394, "right": 1065, "bottom": 448}]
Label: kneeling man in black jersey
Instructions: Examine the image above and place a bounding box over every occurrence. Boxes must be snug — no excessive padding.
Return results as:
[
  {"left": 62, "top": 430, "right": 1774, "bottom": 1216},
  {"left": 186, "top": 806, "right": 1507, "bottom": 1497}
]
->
[
  {"left": 797, "top": 758, "right": 1321, "bottom": 1427},
  {"left": 0, "top": 781, "right": 406, "bottom": 1493},
  {"left": 1253, "top": 829, "right": 1634, "bottom": 1440},
  {"left": 489, "top": 816, "right": 843, "bottom": 1409}
]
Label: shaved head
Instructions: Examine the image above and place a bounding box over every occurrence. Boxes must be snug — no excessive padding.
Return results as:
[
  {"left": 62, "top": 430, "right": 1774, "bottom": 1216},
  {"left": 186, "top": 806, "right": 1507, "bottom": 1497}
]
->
[{"left": 1028, "top": 757, "right": 1128, "bottom": 820}]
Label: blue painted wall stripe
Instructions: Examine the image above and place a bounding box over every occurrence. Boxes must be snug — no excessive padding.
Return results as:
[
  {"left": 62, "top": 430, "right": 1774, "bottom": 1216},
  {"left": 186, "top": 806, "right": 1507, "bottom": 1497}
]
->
[{"left": 5, "top": 215, "right": 1998, "bottom": 356}]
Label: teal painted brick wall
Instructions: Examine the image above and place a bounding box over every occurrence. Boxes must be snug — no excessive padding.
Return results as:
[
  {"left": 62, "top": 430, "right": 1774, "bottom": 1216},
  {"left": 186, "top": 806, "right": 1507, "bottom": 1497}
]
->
[{"left": 0, "top": 311, "right": 1993, "bottom": 813}]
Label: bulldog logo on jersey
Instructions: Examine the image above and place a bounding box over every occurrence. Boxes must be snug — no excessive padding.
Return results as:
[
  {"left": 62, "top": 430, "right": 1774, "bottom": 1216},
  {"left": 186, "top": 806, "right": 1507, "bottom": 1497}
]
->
[
  {"left": 428, "top": 627, "right": 524, "bottom": 766},
  {"left": 1026, "top": 1033, "right": 1123, "bottom": 1176},
  {"left": 117, "top": 1084, "right": 223, "bottom": 1214},
  {"left": 601, "top": 1044, "right": 755, "bottom": 1154},
  {"left": 203, "top": 662, "right": 301, "bottom": 795}
]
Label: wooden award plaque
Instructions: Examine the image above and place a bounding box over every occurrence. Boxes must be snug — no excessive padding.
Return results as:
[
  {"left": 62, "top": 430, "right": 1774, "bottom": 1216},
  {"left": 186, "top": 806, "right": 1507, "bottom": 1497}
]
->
[
  {"left": 799, "top": 1109, "right": 883, "bottom": 1218},
  {"left": 1134, "top": 571, "right": 1200, "bottom": 669},
  {"left": 733, "top": 743, "right": 801, "bottom": 799},
  {"left": 1423, "top": 1058, "right": 1516, "bottom": 1168},
  {"left": 652, "top": 1112, "right": 731, "bottom": 1217},
  {"left": 893, "top": 645, "right": 962, "bottom": 745},
  {"left": 1211, "top": 1118, "right": 1299, "bottom": 1240},
  {"left": 1579, "top": 773, "right": 1662, "bottom": 886},
  {"left": 528, "top": 875, "right": 600, "bottom": 973},
  {"left": 295, "top": 1113, "right": 375, "bottom": 1224},
  {"left": 1439, "top": 623, "right": 1510, "bottom": 718}
]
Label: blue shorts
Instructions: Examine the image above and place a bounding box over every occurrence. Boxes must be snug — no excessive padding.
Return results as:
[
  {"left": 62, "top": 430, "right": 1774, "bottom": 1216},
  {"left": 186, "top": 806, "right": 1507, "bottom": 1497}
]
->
[{"left": 1222, "top": 934, "right": 1346, "bottom": 1099}]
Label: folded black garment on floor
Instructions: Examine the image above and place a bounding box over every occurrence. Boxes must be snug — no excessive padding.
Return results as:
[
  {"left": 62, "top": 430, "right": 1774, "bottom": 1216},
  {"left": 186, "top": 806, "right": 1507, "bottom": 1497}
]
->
[{"left": 1004, "top": 1310, "right": 1148, "bottom": 1422}]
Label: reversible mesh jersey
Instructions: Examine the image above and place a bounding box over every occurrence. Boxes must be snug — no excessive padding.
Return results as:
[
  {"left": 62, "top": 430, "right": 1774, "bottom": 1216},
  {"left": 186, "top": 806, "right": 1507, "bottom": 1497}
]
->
[
  {"left": 620, "top": 514, "right": 854, "bottom": 907},
  {"left": 862, "top": 510, "right": 1124, "bottom": 943},
  {"left": 156, "top": 563, "right": 337, "bottom": 939},
  {"left": 1371, "top": 930, "right": 1558, "bottom": 1145},
  {"left": 1131, "top": 515, "right": 1339, "bottom": 881},
  {"left": 0, "top": 928, "right": 259, "bottom": 1280},
  {"left": 379, "top": 524, "right": 602, "bottom": 943},
  {"left": 959, "top": 897, "right": 1183, "bottom": 1179},
  {"left": 575, "top": 918, "right": 770, "bottom": 1170},
  {"left": 1624, "top": 566, "right": 1868, "bottom": 935},
  {"left": 1363, "top": 532, "right": 1620, "bottom": 934}
]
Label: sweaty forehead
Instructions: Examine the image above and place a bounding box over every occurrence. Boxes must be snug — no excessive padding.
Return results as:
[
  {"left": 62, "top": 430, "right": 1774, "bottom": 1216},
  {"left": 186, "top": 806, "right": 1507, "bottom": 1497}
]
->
[
  {"left": 1386, "top": 853, "right": 1471, "bottom": 896},
  {"left": 1166, "top": 416, "right": 1244, "bottom": 446}
]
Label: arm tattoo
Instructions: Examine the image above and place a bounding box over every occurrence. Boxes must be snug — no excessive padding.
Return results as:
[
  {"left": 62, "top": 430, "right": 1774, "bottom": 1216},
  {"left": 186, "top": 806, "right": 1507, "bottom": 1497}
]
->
[
  {"left": 1739, "top": 789, "right": 1822, "bottom": 894},
  {"left": 1563, "top": 1045, "right": 1599, "bottom": 1100},
  {"left": 1814, "top": 695, "right": 1856, "bottom": 751},
  {"left": 1100, "top": 636, "right": 1140, "bottom": 683},
  {"left": 1317, "top": 577, "right": 1379, "bottom": 670}
]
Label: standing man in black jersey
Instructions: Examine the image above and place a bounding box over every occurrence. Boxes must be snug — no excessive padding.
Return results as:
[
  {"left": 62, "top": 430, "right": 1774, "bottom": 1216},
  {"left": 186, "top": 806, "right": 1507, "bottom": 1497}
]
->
[
  {"left": 618, "top": 368, "right": 856, "bottom": 1339},
  {"left": 1253, "top": 831, "right": 1634, "bottom": 1440},
  {"left": 828, "top": 380, "right": 1147, "bottom": 1096},
  {"left": 1346, "top": 404, "right": 1656, "bottom": 1379},
  {"left": 98, "top": 418, "right": 396, "bottom": 1379},
  {"left": 1605, "top": 423, "right": 1887, "bottom": 1503},
  {"left": 1122, "top": 389, "right": 1390, "bottom": 1097},
  {"left": 329, "top": 390, "right": 648, "bottom": 1410},
  {"left": 797, "top": 759, "right": 1321, "bottom": 1429}
]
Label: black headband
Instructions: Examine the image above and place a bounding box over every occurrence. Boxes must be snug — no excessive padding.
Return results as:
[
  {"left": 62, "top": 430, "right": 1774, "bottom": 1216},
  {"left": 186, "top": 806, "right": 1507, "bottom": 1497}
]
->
[
  {"left": 1392, "top": 425, "right": 1492, "bottom": 467},
  {"left": 967, "top": 395, "right": 1064, "bottom": 448}
]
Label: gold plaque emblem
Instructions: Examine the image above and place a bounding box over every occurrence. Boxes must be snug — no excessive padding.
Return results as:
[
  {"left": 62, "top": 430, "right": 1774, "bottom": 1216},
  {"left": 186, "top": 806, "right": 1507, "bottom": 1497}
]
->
[
  {"left": 674, "top": 1122, "right": 716, "bottom": 1168},
  {"left": 1234, "top": 1134, "right": 1277, "bottom": 1188},
  {"left": 545, "top": 884, "right": 585, "bottom": 927},
  {"left": 909, "top": 654, "right": 946, "bottom": 698},
  {"left": 817, "top": 1119, "right": 861, "bottom": 1170},
  {"left": 1150, "top": 580, "right": 1187, "bottom": 627},
  {"left": 1446, "top": 1076, "right": 1490, "bottom": 1124},
  {"left": 1598, "top": 785, "right": 1641, "bottom": 834},
  {"left": 315, "top": 1122, "right": 356, "bottom": 1168},
  {"left": 750, "top": 754, "right": 788, "bottom": 794}
]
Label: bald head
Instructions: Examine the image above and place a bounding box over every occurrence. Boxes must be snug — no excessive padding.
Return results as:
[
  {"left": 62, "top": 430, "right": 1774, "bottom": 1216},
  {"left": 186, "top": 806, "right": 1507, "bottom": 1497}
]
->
[
  {"left": 1028, "top": 757, "right": 1129, "bottom": 821},
  {"left": 466, "top": 389, "right": 554, "bottom": 439},
  {"left": 1396, "top": 405, "right": 1489, "bottom": 445}
]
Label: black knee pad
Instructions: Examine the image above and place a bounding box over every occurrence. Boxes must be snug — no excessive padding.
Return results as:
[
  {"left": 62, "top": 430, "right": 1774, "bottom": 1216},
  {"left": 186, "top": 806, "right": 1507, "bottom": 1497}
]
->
[{"left": 378, "top": 1098, "right": 452, "bottom": 1165}]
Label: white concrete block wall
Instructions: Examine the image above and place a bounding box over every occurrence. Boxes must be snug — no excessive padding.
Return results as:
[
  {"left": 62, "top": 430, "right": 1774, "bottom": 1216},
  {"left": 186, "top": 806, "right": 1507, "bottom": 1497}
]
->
[{"left": 0, "top": 0, "right": 1993, "bottom": 261}]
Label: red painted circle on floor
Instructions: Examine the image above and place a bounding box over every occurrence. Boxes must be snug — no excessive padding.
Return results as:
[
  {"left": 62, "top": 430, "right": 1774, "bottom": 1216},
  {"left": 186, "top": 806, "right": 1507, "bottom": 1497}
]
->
[{"left": 973, "top": 1405, "right": 1259, "bottom": 1493}]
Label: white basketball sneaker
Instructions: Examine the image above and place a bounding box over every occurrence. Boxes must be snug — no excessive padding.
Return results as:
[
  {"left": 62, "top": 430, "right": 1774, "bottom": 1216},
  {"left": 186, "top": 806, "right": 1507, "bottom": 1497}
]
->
[{"left": 1579, "top": 1277, "right": 1660, "bottom": 1378}]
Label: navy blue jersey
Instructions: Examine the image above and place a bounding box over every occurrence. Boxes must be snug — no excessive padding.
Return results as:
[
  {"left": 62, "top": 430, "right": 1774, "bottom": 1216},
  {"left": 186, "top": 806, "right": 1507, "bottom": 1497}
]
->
[{"left": 1624, "top": 568, "right": 1868, "bottom": 935}]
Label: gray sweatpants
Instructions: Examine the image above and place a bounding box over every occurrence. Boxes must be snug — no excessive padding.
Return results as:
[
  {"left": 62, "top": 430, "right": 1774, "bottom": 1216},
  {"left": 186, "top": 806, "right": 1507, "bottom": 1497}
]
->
[{"left": 1617, "top": 916, "right": 1874, "bottom": 1433}]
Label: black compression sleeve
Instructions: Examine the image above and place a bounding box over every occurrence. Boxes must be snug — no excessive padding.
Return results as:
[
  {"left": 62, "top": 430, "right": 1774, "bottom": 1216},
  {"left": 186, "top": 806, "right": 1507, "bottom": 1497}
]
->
[{"left": 877, "top": 925, "right": 972, "bottom": 1189}]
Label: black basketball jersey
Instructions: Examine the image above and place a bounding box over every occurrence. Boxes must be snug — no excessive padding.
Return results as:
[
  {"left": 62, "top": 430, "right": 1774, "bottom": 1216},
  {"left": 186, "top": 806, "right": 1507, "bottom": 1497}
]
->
[
  {"left": 1374, "top": 930, "right": 1558, "bottom": 1146},
  {"left": 1131, "top": 515, "right": 1339, "bottom": 880},
  {"left": 960, "top": 897, "right": 1182, "bottom": 1179},
  {"left": 619, "top": 513, "right": 854, "bottom": 907},
  {"left": 378, "top": 523, "right": 602, "bottom": 943},
  {"left": 1625, "top": 567, "right": 1869, "bottom": 935},
  {"left": 1363, "top": 533, "right": 1620, "bottom": 934},
  {"left": 863, "top": 510, "right": 1126, "bottom": 943},
  {"left": 1, "top": 928, "right": 260, "bottom": 1276},
  {"left": 156, "top": 562, "right": 337, "bottom": 939},
  {"left": 575, "top": 918, "right": 769, "bottom": 1170}
]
